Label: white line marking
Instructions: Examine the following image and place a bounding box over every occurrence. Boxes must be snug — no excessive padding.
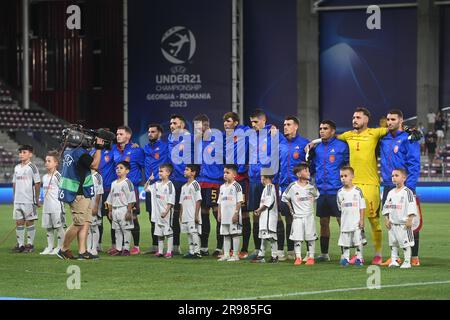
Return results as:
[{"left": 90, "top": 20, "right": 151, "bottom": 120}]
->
[{"left": 235, "top": 280, "right": 450, "bottom": 300}]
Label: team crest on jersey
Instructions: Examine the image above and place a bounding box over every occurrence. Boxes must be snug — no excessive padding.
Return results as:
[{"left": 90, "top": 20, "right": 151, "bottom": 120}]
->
[
  {"left": 155, "top": 153, "right": 160, "bottom": 159},
  {"left": 125, "top": 157, "right": 130, "bottom": 162},
  {"left": 293, "top": 152, "right": 299, "bottom": 159},
  {"left": 329, "top": 155, "right": 335, "bottom": 163},
  {"left": 63, "top": 154, "right": 74, "bottom": 167},
  {"left": 207, "top": 147, "right": 212, "bottom": 154},
  {"left": 262, "top": 143, "right": 267, "bottom": 152},
  {"left": 353, "top": 194, "right": 358, "bottom": 201},
  {"left": 394, "top": 145, "right": 399, "bottom": 153},
  {"left": 400, "top": 196, "right": 404, "bottom": 203},
  {"left": 179, "top": 144, "right": 184, "bottom": 151}
]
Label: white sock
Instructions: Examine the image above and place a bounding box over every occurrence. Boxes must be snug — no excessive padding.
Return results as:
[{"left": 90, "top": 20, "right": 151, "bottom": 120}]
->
[
  {"left": 223, "top": 236, "right": 231, "bottom": 258},
  {"left": 232, "top": 236, "right": 240, "bottom": 257},
  {"left": 16, "top": 225, "right": 25, "bottom": 247},
  {"left": 87, "top": 229, "right": 93, "bottom": 252},
  {"left": 271, "top": 239, "right": 278, "bottom": 258},
  {"left": 115, "top": 229, "right": 123, "bottom": 251},
  {"left": 391, "top": 247, "right": 399, "bottom": 260},
  {"left": 188, "top": 234, "right": 194, "bottom": 254},
  {"left": 192, "top": 233, "right": 200, "bottom": 254},
  {"left": 200, "top": 247, "right": 208, "bottom": 252},
  {"left": 158, "top": 238, "right": 164, "bottom": 254},
  {"left": 343, "top": 247, "right": 350, "bottom": 260},
  {"left": 123, "top": 230, "right": 132, "bottom": 251},
  {"left": 259, "top": 239, "right": 266, "bottom": 257},
  {"left": 356, "top": 245, "right": 363, "bottom": 260},
  {"left": 294, "top": 241, "right": 301, "bottom": 258},
  {"left": 167, "top": 236, "right": 173, "bottom": 254},
  {"left": 26, "top": 225, "right": 36, "bottom": 245},
  {"left": 56, "top": 227, "right": 65, "bottom": 248},
  {"left": 403, "top": 246, "right": 411, "bottom": 264},
  {"left": 307, "top": 241, "right": 315, "bottom": 258},
  {"left": 91, "top": 225, "right": 99, "bottom": 254},
  {"left": 46, "top": 228, "right": 55, "bottom": 249}
]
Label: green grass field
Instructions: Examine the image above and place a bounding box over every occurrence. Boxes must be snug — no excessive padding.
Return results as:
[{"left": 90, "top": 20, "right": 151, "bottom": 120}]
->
[{"left": 0, "top": 203, "right": 449, "bottom": 300}]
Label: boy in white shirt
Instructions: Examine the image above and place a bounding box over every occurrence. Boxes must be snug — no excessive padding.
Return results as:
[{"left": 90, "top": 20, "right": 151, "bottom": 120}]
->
[
  {"left": 87, "top": 170, "right": 103, "bottom": 257},
  {"left": 336, "top": 166, "right": 366, "bottom": 267},
  {"left": 145, "top": 163, "right": 176, "bottom": 258},
  {"left": 40, "top": 151, "right": 66, "bottom": 255},
  {"left": 179, "top": 164, "right": 202, "bottom": 259},
  {"left": 382, "top": 168, "right": 417, "bottom": 269},
  {"left": 106, "top": 161, "right": 136, "bottom": 256},
  {"left": 251, "top": 173, "right": 279, "bottom": 263},
  {"left": 12, "top": 145, "right": 41, "bottom": 253},
  {"left": 282, "top": 163, "right": 319, "bottom": 265},
  {"left": 217, "top": 165, "right": 244, "bottom": 262}
]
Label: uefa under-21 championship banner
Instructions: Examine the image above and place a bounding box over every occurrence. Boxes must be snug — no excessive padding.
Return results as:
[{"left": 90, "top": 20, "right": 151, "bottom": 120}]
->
[
  {"left": 128, "top": 0, "right": 232, "bottom": 145},
  {"left": 319, "top": 7, "right": 417, "bottom": 131}
]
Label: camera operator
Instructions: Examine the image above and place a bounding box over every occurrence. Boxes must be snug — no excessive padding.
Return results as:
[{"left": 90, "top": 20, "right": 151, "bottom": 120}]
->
[{"left": 56, "top": 135, "right": 104, "bottom": 260}]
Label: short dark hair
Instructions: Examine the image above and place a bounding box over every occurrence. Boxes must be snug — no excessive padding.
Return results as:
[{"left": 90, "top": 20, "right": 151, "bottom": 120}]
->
[
  {"left": 186, "top": 164, "right": 200, "bottom": 177},
  {"left": 261, "top": 174, "right": 275, "bottom": 180},
  {"left": 340, "top": 166, "right": 354, "bottom": 175},
  {"left": 250, "top": 108, "right": 266, "bottom": 119},
  {"left": 18, "top": 145, "right": 33, "bottom": 153},
  {"left": 223, "top": 112, "right": 240, "bottom": 123},
  {"left": 387, "top": 109, "right": 404, "bottom": 118},
  {"left": 117, "top": 125, "right": 132, "bottom": 135},
  {"left": 159, "top": 163, "right": 173, "bottom": 174},
  {"left": 354, "top": 107, "right": 371, "bottom": 119},
  {"left": 170, "top": 114, "right": 186, "bottom": 125},
  {"left": 148, "top": 123, "right": 163, "bottom": 134},
  {"left": 193, "top": 114, "right": 210, "bottom": 123},
  {"left": 293, "top": 162, "right": 309, "bottom": 175},
  {"left": 117, "top": 161, "right": 131, "bottom": 171},
  {"left": 224, "top": 164, "right": 238, "bottom": 173},
  {"left": 320, "top": 120, "right": 336, "bottom": 130},
  {"left": 46, "top": 150, "right": 60, "bottom": 163},
  {"left": 393, "top": 168, "right": 408, "bottom": 177},
  {"left": 285, "top": 116, "right": 299, "bottom": 127}
]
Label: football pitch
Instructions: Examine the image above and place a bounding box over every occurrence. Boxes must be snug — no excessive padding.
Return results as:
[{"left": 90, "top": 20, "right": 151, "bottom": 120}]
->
[{"left": 0, "top": 203, "right": 449, "bottom": 300}]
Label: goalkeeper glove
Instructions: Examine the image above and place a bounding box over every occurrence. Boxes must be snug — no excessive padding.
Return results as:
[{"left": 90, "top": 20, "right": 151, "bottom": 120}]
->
[{"left": 404, "top": 126, "right": 422, "bottom": 142}]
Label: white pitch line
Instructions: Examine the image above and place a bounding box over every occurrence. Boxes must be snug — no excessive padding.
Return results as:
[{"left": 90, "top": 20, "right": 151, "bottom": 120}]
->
[{"left": 236, "top": 280, "right": 450, "bottom": 300}]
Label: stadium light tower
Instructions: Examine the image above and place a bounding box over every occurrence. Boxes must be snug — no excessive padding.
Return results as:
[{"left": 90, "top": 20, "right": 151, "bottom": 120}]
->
[
  {"left": 232, "top": 0, "right": 243, "bottom": 124},
  {"left": 22, "top": 0, "right": 30, "bottom": 110}
]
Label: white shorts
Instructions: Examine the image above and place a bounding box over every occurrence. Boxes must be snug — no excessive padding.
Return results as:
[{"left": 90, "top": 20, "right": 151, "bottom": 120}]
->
[
  {"left": 181, "top": 221, "right": 202, "bottom": 235},
  {"left": 289, "top": 215, "right": 317, "bottom": 242},
  {"left": 436, "top": 130, "right": 444, "bottom": 138},
  {"left": 154, "top": 222, "right": 173, "bottom": 237},
  {"left": 42, "top": 211, "right": 65, "bottom": 229},
  {"left": 220, "top": 223, "right": 242, "bottom": 236},
  {"left": 259, "top": 229, "right": 277, "bottom": 240},
  {"left": 90, "top": 215, "right": 102, "bottom": 226},
  {"left": 13, "top": 203, "right": 38, "bottom": 221},
  {"left": 389, "top": 224, "right": 415, "bottom": 248},
  {"left": 112, "top": 207, "right": 135, "bottom": 230},
  {"left": 338, "top": 229, "right": 362, "bottom": 248}
]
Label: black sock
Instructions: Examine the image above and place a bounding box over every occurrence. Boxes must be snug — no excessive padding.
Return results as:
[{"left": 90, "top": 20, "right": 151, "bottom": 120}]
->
[
  {"left": 98, "top": 220, "right": 103, "bottom": 244},
  {"left": 320, "top": 236, "right": 330, "bottom": 254},
  {"left": 200, "top": 213, "right": 210, "bottom": 249},
  {"left": 412, "top": 232, "right": 420, "bottom": 257},
  {"left": 173, "top": 211, "right": 180, "bottom": 246},
  {"left": 107, "top": 215, "right": 116, "bottom": 245},
  {"left": 286, "top": 222, "right": 294, "bottom": 251},
  {"left": 131, "top": 218, "right": 140, "bottom": 247},
  {"left": 277, "top": 220, "right": 285, "bottom": 251},
  {"left": 253, "top": 221, "right": 261, "bottom": 250},
  {"left": 151, "top": 222, "right": 158, "bottom": 246},
  {"left": 241, "top": 217, "right": 251, "bottom": 252}
]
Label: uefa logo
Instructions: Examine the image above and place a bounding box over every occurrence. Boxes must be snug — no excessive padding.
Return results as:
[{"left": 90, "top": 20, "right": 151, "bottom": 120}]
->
[{"left": 161, "top": 26, "right": 196, "bottom": 64}]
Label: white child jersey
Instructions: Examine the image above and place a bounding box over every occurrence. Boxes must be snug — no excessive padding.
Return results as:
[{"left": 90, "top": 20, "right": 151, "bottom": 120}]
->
[
  {"left": 281, "top": 181, "right": 320, "bottom": 217},
  {"left": 13, "top": 162, "right": 41, "bottom": 204},
  {"left": 337, "top": 186, "right": 366, "bottom": 232},
  {"left": 259, "top": 183, "right": 278, "bottom": 232},
  {"left": 42, "top": 171, "right": 64, "bottom": 214},
  {"left": 149, "top": 180, "right": 176, "bottom": 224},
  {"left": 180, "top": 180, "right": 202, "bottom": 223},
  {"left": 382, "top": 186, "right": 417, "bottom": 224},
  {"left": 106, "top": 178, "right": 136, "bottom": 208},
  {"left": 91, "top": 171, "right": 104, "bottom": 216},
  {"left": 218, "top": 181, "right": 243, "bottom": 224}
]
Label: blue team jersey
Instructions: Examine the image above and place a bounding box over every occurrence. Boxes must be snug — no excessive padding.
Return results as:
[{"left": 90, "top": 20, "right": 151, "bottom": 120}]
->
[
  {"left": 223, "top": 124, "right": 250, "bottom": 175},
  {"left": 168, "top": 130, "right": 192, "bottom": 183},
  {"left": 197, "top": 130, "right": 224, "bottom": 185},
  {"left": 89, "top": 149, "right": 117, "bottom": 191},
  {"left": 143, "top": 139, "right": 169, "bottom": 182},
  {"left": 313, "top": 137, "right": 349, "bottom": 195},
  {"left": 248, "top": 124, "right": 276, "bottom": 183},
  {"left": 380, "top": 130, "right": 420, "bottom": 191},
  {"left": 278, "top": 134, "right": 310, "bottom": 191},
  {"left": 111, "top": 143, "right": 145, "bottom": 187}
]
